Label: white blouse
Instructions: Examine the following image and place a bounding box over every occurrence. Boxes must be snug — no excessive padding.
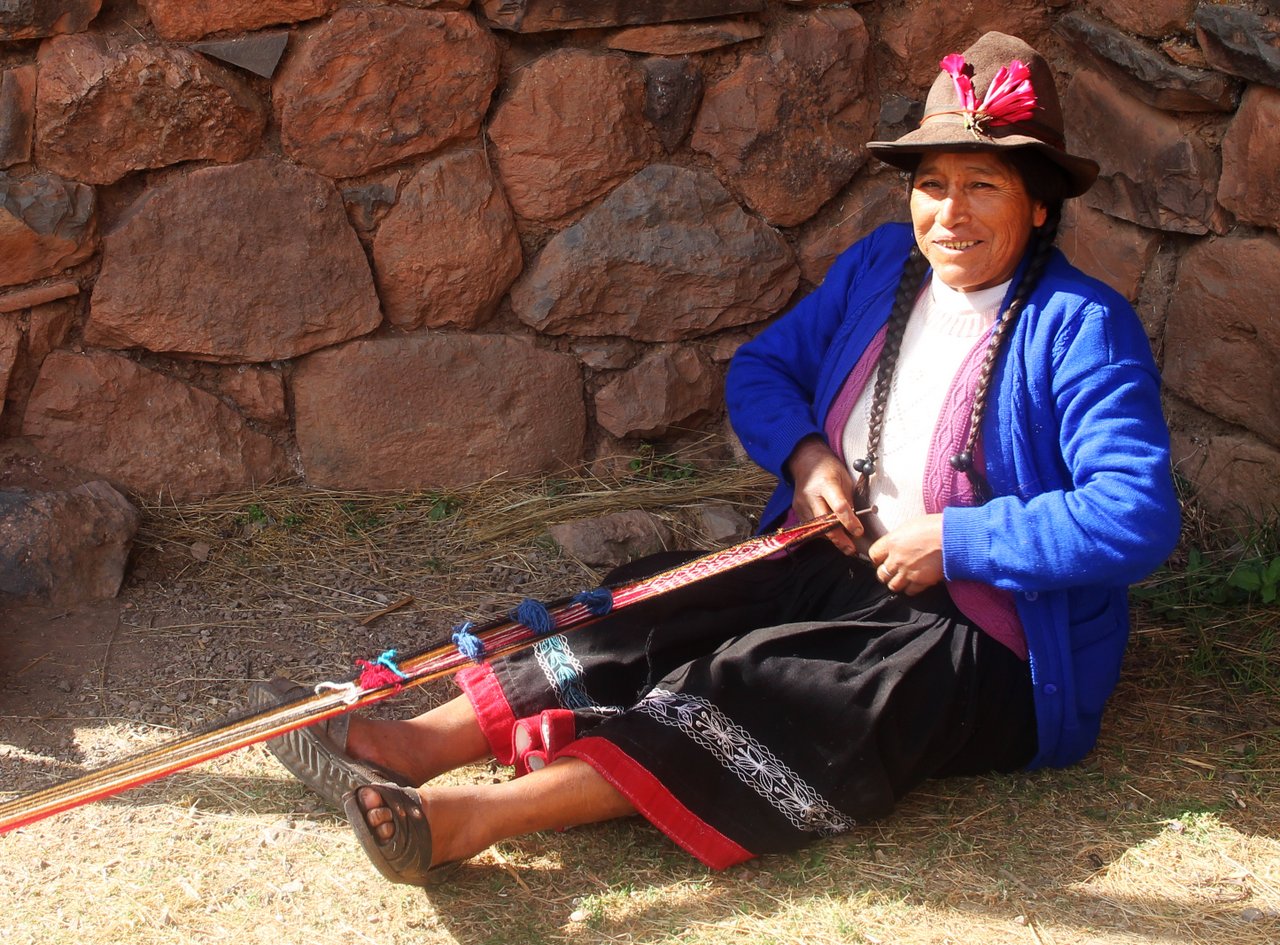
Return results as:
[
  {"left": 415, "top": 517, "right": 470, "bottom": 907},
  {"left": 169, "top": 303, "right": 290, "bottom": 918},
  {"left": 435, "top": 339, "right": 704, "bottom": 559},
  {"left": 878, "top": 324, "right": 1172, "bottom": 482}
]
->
[{"left": 839, "top": 275, "right": 1010, "bottom": 532}]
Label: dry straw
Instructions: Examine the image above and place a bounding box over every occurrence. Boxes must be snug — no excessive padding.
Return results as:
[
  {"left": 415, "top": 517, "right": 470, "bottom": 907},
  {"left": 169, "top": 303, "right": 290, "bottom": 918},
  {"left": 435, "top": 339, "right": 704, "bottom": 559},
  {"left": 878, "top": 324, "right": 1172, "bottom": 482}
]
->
[{"left": 2, "top": 446, "right": 1276, "bottom": 945}]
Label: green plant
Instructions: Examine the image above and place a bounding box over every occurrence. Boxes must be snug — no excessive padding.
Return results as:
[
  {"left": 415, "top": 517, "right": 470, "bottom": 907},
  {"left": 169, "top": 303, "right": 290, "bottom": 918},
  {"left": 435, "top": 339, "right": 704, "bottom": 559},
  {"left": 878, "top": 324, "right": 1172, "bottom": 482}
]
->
[
  {"left": 425, "top": 492, "right": 461, "bottom": 521},
  {"left": 1133, "top": 506, "right": 1279, "bottom": 696},
  {"left": 1226, "top": 553, "right": 1280, "bottom": 604},
  {"left": 627, "top": 443, "right": 698, "bottom": 482},
  {"left": 233, "top": 502, "right": 270, "bottom": 527},
  {"left": 1134, "top": 492, "right": 1277, "bottom": 613},
  {"left": 339, "top": 500, "right": 384, "bottom": 536}
]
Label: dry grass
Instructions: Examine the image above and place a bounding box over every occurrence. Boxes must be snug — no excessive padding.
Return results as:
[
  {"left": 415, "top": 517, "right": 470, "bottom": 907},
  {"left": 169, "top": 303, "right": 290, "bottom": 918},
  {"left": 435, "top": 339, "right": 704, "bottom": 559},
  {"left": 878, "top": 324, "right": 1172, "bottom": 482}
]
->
[{"left": 1, "top": 453, "right": 1278, "bottom": 945}]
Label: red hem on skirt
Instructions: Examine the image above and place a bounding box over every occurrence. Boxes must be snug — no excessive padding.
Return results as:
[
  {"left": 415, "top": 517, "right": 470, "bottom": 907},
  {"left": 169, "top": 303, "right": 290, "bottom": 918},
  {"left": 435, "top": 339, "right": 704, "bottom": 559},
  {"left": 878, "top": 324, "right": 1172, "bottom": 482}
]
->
[
  {"left": 561, "top": 735, "right": 753, "bottom": 870},
  {"left": 456, "top": 664, "right": 518, "bottom": 766}
]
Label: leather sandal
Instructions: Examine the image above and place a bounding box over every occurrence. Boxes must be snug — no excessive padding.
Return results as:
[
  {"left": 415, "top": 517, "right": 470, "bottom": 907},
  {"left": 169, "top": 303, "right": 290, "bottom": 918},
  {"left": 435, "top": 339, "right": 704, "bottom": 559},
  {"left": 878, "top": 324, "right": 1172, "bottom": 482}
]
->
[
  {"left": 343, "top": 783, "right": 462, "bottom": 887},
  {"left": 249, "top": 677, "right": 415, "bottom": 809}
]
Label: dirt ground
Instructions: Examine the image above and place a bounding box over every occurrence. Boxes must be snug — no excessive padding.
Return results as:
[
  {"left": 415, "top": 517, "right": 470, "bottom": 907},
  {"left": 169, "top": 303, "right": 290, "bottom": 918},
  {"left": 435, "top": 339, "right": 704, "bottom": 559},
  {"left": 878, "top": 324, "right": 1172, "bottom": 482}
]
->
[{"left": 1, "top": 480, "right": 1278, "bottom": 945}]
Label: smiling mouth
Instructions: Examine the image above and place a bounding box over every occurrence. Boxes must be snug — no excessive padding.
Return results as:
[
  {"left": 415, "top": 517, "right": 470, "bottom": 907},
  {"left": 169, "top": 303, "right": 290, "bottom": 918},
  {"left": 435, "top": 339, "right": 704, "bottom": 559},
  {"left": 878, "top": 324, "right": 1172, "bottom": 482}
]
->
[{"left": 935, "top": 239, "right": 980, "bottom": 251}]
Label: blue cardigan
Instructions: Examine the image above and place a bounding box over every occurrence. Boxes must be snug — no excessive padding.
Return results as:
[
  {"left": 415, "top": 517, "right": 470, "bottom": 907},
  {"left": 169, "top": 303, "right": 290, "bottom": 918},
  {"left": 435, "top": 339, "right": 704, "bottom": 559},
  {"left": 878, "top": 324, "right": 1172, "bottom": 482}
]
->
[{"left": 727, "top": 223, "right": 1180, "bottom": 769}]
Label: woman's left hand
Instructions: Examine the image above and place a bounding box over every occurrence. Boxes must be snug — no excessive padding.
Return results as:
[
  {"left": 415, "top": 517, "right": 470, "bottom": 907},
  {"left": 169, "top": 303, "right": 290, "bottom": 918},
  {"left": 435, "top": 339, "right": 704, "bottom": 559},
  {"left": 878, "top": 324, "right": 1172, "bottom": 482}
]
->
[{"left": 868, "top": 514, "right": 945, "bottom": 595}]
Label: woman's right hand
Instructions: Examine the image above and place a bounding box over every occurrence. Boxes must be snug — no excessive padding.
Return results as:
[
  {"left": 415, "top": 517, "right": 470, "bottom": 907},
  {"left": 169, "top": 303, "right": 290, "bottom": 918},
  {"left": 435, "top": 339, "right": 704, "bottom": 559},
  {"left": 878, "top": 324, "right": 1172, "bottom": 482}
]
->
[{"left": 786, "top": 435, "right": 864, "bottom": 556}]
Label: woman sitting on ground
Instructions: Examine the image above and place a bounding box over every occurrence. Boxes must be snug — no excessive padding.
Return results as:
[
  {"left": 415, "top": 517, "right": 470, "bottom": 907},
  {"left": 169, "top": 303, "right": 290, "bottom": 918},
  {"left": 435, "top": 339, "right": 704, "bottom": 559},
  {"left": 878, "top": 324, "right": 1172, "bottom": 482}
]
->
[{"left": 255, "top": 31, "right": 1180, "bottom": 885}]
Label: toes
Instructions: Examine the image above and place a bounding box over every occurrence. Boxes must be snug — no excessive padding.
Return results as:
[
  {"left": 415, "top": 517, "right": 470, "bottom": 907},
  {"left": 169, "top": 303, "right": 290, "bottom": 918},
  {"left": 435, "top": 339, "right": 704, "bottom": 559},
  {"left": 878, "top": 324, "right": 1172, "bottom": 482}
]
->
[
  {"left": 356, "top": 786, "right": 397, "bottom": 841},
  {"left": 356, "top": 785, "right": 383, "bottom": 811}
]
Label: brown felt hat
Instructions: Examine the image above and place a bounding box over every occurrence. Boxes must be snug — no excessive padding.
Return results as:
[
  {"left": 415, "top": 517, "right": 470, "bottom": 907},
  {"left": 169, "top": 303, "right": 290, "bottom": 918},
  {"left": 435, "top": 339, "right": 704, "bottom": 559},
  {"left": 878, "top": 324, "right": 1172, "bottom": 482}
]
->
[{"left": 867, "top": 31, "right": 1099, "bottom": 197}]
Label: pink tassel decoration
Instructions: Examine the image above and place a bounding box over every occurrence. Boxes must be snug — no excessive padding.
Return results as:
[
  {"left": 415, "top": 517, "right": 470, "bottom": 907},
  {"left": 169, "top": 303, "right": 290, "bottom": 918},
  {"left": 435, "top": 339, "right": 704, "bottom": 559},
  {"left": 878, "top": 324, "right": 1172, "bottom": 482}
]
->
[
  {"left": 977, "top": 60, "right": 1037, "bottom": 125},
  {"left": 937, "top": 54, "right": 1038, "bottom": 137}
]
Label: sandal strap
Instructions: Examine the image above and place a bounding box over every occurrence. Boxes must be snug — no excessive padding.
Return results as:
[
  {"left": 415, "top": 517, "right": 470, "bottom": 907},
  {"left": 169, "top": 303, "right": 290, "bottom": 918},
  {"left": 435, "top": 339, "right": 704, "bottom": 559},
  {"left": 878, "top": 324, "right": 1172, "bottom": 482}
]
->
[
  {"left": 250, "top": 677, "right": 415, "bottom": 807},
  {"left": 343, "top": 784, "right": 437, "bottom": 885}
]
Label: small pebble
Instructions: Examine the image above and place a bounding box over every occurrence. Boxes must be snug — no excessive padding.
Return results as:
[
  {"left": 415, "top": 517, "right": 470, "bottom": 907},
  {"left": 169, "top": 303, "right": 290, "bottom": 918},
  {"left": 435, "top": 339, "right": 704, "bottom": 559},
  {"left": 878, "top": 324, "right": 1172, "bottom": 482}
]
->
[
  {"left": 1241, "top": 907, "right": 1264, "bottom": 922},
  {"left": 568, "top": 909, "right": 588, "bottom": 923}
]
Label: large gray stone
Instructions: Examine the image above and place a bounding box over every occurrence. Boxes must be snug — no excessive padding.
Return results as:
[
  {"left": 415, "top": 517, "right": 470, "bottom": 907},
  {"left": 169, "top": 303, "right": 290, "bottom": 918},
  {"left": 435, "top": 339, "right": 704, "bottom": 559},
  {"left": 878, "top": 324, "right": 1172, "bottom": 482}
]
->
[
  {"left": 86, "top": 159, "right": 381, "bottom": 363},
  {"left": 0, "top": 481, "right": 138, "bottom": 607},
  {"left": 691, "top": 7, "right": 875, "bottom": 227},
  {"left": 293, "top": 334, "right": 586, "bottom": 490},
  {"left": 511, "top": 164, "right": 798, "bottom": 341},
  {"left": 1196, "top": 5, "right": 1280, "bottom": 89},
  {"left": 1055, "top": 13, "right": 1239, "bottom": 112},
  {"left": 1164, "top": 234, "right": 1280, "bottom": 449},
  {"left": 1066, "top": 72, "right": 1227, "bottom": 235}
]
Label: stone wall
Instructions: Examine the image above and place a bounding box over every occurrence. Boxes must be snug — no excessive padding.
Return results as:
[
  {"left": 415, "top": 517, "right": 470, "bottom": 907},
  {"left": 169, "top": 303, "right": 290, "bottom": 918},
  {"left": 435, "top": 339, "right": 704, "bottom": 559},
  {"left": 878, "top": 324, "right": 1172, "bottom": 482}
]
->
[{"left": 1, "top": 0, "right": 1277, "bottom": 521}]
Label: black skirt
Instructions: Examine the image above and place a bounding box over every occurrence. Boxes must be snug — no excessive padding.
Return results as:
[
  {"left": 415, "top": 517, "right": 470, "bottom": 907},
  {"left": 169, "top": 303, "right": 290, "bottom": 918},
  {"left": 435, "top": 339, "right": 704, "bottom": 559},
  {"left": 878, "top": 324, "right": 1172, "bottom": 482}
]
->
[{"left": 456, "top": 539, "right": 1036, "bottom": 867}]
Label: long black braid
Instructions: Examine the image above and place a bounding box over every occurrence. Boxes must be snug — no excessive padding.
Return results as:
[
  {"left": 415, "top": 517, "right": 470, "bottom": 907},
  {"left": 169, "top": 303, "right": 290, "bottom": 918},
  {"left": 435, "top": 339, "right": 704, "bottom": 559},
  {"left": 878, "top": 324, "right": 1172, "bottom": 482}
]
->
[
  {"left": 852, "top": 246, "right": 929, "bottom": 478},
  {"left": 953, "top": 206, "right": 1061, "bottom": 501},
  {"left": 851, "top": 198, "right": 1063, "bottom": 506}
]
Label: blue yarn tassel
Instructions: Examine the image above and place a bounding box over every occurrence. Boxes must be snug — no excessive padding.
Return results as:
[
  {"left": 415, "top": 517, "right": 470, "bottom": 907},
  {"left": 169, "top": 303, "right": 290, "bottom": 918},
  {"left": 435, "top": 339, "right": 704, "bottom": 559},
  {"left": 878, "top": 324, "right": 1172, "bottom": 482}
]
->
[
  {"left": 451, "top": 621, "right": 485, "bottom": 662},
  {"left": 513, "top": 598, "right": 557, "bottom": 635},
  {"left": 572, "top": 587, "right": 614, "bottom": 616},
  {"left": 374, "top": 649, "right": 410, "bottom": 679}
]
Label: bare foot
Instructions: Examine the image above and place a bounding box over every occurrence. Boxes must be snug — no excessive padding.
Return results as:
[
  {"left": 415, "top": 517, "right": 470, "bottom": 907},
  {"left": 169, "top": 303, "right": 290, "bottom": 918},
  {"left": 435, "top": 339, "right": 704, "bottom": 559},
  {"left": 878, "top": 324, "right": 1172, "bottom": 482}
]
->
[{"left": 344, "top": 695, "right": 490, "bottom": 785}]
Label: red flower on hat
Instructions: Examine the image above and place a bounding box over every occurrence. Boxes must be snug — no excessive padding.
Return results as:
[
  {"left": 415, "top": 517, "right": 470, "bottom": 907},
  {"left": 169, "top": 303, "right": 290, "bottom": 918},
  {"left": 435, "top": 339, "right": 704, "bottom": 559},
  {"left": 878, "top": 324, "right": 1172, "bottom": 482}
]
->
[
  {"left": 938, "top": 54, "right": 1038, "bottom": 137},
  {"left": 979, "top": 60, "right": 1037, "bottom": 124}
]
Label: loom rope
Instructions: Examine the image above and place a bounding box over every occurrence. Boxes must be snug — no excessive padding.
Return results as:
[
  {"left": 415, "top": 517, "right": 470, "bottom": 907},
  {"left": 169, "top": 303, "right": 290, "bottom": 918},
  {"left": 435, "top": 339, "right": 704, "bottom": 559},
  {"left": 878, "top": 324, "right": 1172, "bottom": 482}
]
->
[{"left": 0, "top": 512, "right": 841, "bottom": 834}]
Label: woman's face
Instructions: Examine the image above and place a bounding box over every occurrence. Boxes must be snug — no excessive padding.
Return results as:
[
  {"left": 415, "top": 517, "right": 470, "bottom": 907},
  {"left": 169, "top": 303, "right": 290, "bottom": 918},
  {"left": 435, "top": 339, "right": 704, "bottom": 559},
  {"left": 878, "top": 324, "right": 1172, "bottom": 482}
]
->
[{"left": 910, "top": 151, "right": 1048, "bottom": 292}]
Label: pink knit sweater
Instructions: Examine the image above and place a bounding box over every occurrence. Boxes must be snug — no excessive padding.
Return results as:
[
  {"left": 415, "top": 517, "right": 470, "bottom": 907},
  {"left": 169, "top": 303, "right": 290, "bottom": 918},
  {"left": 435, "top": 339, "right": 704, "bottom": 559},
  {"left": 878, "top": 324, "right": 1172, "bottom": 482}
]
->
[{"left": 822, "top": 325, "right": 1028, "bottom": 659}]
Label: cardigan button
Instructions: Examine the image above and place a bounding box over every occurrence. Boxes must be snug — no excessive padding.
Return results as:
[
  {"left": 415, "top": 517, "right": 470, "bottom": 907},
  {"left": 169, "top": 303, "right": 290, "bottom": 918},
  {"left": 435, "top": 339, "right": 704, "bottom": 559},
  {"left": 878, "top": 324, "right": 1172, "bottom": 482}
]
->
[
  {"left": 1024, "top": 591, "right": 1039, "bottom": 601},
  {"left": 1042, "top": 683, "right": 1058, "bottom": 695}
]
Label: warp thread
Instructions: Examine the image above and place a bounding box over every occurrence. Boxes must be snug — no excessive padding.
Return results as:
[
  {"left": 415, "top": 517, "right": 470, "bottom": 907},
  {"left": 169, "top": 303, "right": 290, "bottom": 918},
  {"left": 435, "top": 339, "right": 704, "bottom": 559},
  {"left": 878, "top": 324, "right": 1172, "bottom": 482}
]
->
[
  {"left": 344, "top": 594, "right": 613, "bottom": 682},
  {"left": 452, "top": 590, "right": 609, "bottom": 664}
]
